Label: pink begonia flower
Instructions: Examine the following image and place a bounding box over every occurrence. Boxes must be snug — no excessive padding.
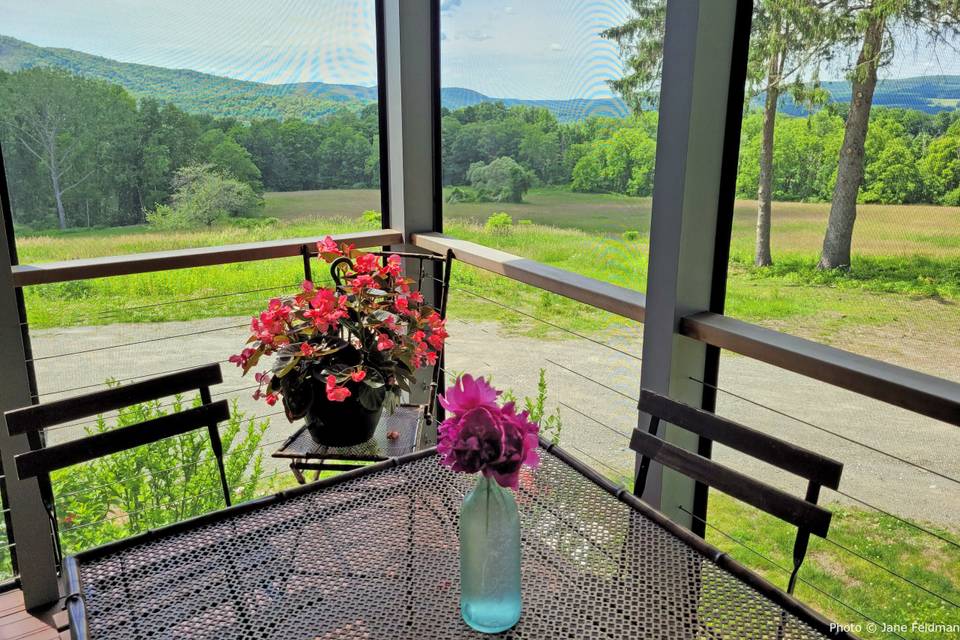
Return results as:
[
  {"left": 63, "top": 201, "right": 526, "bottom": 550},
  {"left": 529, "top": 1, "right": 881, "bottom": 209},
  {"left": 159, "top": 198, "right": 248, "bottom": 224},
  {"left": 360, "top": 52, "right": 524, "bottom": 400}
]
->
[
  {"left": 229, "top": 347, "right": 255, "bottom": 367},
  {"left": 351, "top": 274, "right": 376, "bottom": 293},
  {"left": 300, "top": 342, "right": 315, "bottom": 356},
  {"left": 301, "top": 280, "right": 315, "bottom": 293},
  {"left": 354, "top": 252, "right": 381, "bottom": 274},
  {"left": 381, "top": 254, "right": 402, "bottom": 277},
  {"left": 376, "top": 333, "right": 395, "bottom": 351},
  {"left": 437, "top": 375, "right": 539, "bottom": 489},
  {"left": 350, "top": 370, "right": 367, "bottom": 383},
  {"left": 325, "top": 375, "right": 352, "bottom": 402},
  {"left": 317, "top": 236, "right": 342, "bottom": 255},
  {"left": 264, "top": 393, "right": 278, "bottom": 406}
]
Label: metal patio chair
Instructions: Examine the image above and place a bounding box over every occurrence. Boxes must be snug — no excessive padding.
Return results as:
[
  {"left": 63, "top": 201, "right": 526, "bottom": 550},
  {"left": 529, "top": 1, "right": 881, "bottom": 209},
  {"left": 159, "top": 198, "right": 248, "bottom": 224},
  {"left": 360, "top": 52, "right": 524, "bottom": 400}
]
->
[{"left": 634, "top": 388, "right": 844, "bottom": 593}]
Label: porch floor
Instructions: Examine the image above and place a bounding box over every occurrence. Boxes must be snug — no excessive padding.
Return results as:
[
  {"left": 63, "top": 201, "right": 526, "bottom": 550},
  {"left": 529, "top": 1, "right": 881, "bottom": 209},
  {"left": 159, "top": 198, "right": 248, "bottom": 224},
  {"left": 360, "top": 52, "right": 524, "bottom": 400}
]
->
[{"left": 0, "top": 590, "right": 66, "bottom": 640}]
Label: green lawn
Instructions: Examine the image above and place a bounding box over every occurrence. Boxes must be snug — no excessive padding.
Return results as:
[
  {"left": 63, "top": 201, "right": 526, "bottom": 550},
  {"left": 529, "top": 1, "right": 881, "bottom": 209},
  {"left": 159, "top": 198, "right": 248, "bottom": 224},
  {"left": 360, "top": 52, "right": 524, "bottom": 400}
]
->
[{"left": 708, "top": 493, "right": 960, "bottom": 640}]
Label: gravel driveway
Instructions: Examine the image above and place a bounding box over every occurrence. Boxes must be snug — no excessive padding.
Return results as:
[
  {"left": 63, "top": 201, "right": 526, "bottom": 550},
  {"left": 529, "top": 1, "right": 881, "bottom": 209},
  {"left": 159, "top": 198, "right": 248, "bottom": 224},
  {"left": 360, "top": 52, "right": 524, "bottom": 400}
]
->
[{"left": 29, "top": 317, "right": 960, "bottom": 526}]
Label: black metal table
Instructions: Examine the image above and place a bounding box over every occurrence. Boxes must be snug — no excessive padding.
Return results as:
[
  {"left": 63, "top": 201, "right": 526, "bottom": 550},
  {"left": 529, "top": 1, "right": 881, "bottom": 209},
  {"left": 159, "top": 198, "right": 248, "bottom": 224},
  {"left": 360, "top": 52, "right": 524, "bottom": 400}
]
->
[
  {"left": 64, "top": 442, "right": 853, "bottom": 639},
  {"left": 271, "top": 404, "right": 426, "bottom": 482}
]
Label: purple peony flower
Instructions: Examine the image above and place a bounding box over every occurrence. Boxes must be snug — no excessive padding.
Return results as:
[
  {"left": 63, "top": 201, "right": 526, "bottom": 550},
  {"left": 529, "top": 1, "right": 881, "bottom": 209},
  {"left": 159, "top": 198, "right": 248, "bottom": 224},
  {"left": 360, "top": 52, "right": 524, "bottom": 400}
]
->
[{"left": 438, "top": 375, "right": 540, "bottom": 489}]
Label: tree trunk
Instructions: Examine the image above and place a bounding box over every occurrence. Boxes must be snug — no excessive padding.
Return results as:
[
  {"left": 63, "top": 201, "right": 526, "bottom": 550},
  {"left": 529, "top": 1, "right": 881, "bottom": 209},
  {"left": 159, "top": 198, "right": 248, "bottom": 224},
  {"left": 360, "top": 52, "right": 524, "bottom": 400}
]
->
[
  {"left": 48, "top": 155, "right": 67, "bottom": 231},
  {"left": 756, "top": 49, "right": 783, "bottom": 267},
  {"left": 818, "top": 14, "right": 885, "bottom": 270}
]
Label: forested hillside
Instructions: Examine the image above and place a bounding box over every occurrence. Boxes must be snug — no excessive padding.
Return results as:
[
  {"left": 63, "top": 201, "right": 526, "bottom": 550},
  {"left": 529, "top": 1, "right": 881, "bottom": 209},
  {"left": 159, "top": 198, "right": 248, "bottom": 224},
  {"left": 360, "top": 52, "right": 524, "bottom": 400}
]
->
[{"left": 0, "top": 35, "right": 628, "bottom": 123}]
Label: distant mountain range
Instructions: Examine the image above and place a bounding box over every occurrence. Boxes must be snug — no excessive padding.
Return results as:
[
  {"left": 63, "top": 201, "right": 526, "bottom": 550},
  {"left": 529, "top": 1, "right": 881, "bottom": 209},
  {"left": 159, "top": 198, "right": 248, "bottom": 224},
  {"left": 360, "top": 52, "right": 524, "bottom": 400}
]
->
[
  {"left": 775, "top": 76, "right": 960, "bottom": 115},
  {"left": 1, "top": 34, "right": 957, "bottom": 122}
]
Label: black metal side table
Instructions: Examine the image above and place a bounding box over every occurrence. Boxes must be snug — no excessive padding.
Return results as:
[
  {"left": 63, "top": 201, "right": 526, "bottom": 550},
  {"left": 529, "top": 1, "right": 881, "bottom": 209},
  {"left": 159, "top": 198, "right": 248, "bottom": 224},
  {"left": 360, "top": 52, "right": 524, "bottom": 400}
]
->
[{"left": 271, "top": 404, "right": 427, "bottom": 483}]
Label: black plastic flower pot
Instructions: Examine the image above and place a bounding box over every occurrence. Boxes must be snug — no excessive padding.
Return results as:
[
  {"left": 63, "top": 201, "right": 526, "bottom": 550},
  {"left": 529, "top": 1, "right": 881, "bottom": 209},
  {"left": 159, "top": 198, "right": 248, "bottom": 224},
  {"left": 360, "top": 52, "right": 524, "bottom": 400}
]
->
[{"left": 305, "top": 388, "right": 383, "bottom": 446}]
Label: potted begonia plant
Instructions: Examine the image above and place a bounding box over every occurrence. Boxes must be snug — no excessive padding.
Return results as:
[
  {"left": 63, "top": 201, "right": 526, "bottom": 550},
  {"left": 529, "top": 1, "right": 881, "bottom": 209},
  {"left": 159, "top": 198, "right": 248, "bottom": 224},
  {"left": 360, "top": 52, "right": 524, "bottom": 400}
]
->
[{"left": 231, "top": 237, "right": 448, "bottom": 446}]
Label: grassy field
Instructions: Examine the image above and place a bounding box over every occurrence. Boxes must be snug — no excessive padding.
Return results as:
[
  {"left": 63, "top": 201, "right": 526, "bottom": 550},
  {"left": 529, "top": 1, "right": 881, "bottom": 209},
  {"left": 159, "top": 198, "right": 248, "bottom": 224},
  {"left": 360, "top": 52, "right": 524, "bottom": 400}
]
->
[{"left": 17, "top": 187, "right": 960, "bottom": 375}]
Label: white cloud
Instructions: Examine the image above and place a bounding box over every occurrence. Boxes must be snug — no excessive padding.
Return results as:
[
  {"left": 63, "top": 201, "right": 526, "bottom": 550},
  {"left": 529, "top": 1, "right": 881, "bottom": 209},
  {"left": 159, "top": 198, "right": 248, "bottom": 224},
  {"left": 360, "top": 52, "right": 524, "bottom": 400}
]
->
[{"left": 457, "top": 30, "right": 492, "bottom": 42}]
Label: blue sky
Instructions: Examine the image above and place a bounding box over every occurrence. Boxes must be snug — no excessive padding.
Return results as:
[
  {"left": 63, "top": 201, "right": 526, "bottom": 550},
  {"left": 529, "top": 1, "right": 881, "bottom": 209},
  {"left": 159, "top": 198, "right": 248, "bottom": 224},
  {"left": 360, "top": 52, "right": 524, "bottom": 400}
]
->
[{"left": 0, "top": 0, "right": 957, "bottom": 100}]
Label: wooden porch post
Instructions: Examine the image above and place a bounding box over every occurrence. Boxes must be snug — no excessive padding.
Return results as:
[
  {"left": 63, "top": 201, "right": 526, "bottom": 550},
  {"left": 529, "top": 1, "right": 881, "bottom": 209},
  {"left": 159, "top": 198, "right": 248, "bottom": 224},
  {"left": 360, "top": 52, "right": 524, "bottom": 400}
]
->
[
  {"left": 637, "top": 0, "right": 751, "bottom": 532},
  {"left": 0, "top": 144, "right": 61, "bottom": 608}
]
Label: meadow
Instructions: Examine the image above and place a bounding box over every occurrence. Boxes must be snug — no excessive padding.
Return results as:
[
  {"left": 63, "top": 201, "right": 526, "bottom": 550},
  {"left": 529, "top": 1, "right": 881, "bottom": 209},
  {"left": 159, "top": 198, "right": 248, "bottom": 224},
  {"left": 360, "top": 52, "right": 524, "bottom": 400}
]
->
[{"left": 17, "top": 187, "right": 960, "bottom": 376}]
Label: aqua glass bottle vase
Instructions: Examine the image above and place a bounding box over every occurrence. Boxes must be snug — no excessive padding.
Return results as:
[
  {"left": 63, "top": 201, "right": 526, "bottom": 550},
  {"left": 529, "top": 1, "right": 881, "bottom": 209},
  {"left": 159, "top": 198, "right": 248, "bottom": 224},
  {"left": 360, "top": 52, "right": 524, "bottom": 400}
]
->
[{"left": 459, "top": 474, "right": 522, "bottom": 633}]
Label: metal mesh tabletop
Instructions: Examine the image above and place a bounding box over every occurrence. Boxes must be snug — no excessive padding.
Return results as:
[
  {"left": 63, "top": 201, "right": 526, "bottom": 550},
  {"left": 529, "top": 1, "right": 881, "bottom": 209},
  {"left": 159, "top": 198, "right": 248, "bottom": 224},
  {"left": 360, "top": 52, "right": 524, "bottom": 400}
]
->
[
  {"left": 67, "top": 446, "right": 841, "bottom": 640},
  {"left": 272, "top": 404, "right": 424, "bottom": 462}
]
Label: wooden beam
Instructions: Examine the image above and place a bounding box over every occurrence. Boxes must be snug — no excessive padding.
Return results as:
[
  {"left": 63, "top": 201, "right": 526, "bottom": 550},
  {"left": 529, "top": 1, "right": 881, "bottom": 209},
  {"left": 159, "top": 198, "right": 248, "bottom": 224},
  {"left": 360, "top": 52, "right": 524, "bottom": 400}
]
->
[
  {"left": 11, "top": 230, "right": 403, "bottom": 287},
  {"left": 681, "top": 311, "right": 960, "bottom": 428},
  {"left": 639, "top": 389, "right": 844, "bottom": 488},
  {"left": 5, "top": 363, "right": 222, "bottom": 435},
  {"left": 411, "top": 232, "right": 646, "bottom": 322}
]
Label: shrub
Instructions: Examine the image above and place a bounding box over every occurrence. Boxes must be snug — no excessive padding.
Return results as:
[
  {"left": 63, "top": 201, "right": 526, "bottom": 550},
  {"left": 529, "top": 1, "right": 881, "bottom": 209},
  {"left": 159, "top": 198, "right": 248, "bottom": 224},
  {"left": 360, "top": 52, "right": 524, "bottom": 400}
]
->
[
  {"left": 446, "top": 186, "right": 478, "bottom": 204},
  {"left": 517, "top": 219, "right": 534, "bottom": 226},
  {"left": 467, "top": 157, "right": 532, "bottom": 203},
  {"left": 501, "top": 369, "right": 563, "bottom": 446},
  {"left": 360, "top": 209, "right": 382, "bottom": 227},
  {"left": 485, "top": 212, "right": 514, "bottom": 234},
  {"left": 53, "top": 394, "right": 269, "bottom": 555},
  {"left": 622, "top": 230, "right": 640, "bottom": 241},
  {"left": 147, "top": 164, "right": 262, "bottom": 229}
]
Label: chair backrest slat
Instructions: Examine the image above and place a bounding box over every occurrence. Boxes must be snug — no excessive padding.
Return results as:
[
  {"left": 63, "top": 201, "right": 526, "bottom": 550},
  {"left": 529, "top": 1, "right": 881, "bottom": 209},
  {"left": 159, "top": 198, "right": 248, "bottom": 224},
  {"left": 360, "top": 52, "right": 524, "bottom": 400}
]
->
[
  {"left": 630, "top": 429, "right": 832, "bottom": 536},
  {"left": 5, "top": 363, "right": 223, "bottom": 435},
  {"left": 639, "top": 390, "right": 842, "bottom": 488},
  {"left": 16, "top": 401, "right": 230, "bottom": 480}
]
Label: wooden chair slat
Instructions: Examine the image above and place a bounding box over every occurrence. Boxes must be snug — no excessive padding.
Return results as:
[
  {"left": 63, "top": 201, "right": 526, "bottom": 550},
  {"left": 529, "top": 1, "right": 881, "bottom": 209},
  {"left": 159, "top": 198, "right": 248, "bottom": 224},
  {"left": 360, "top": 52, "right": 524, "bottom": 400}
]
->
[
  {"left": 638, "top": 389, "right": 843, "bottom": 489},
  {"left": 15, "top": 401, "right": 230, "bottom": 480},
  {"left": 631, "top": 429, "right": 833, "bottom": 537},
  {"left": 5, "top": 363, "right": 223, "bottom": 435}
]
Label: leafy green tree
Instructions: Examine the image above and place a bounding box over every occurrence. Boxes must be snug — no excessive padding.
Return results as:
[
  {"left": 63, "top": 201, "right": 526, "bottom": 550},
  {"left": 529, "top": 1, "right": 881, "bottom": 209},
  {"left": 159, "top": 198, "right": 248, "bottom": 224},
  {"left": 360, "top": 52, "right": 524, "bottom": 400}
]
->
[
  {"left": 919, "top": 120, "right": 960, "bottom": 203},
  {"left": 519, "top": 127, "right": 562, "bottom": 184},
  {"left": 604, "top": 1, "right": 837, "bottom": 267},
  {"left": 467, "top": 157, "right": 532, "bottom": 203},
  {"left": 198, "top": 129, "right": 262, "bottom": 191},
  {"left": 571, "top": 120, "right": 657, "bottom": 196},
  {"left": 819, "top": 0, "right": 960, "bottom": 269},
  {"left": 861, "top": 113, "right": 923, "bottom": 203},
  {"left": 147, "top": 164, "right": 261, "bottom": 228},
  {"left": 737, "top": 110, "right": 844, "bottom": 202},
  {"left": 278, "top": 119, "right": 322, "bottom": 190},
  {"left": 0, "top": 68, "right": 137, "bottom": 229},
  {"left": 747, "top": 1, "right": 837, "bottom": 265},
  {"left": 316, "top": 116, "right": 372, "bottom": 188}
]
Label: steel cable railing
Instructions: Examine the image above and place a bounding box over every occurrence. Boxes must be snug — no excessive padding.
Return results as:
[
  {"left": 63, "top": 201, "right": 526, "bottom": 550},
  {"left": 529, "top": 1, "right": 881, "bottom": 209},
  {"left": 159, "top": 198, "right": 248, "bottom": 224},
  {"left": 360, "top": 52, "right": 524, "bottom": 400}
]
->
[
  {"left": 427, "top": 276, "right": 643, "bottom": 363},
  {"left": 35, "top": 359, "right": 233, "bottom": 399},
  {"left": 27, "top": 322, "right": 250, "bottom": 363}
]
